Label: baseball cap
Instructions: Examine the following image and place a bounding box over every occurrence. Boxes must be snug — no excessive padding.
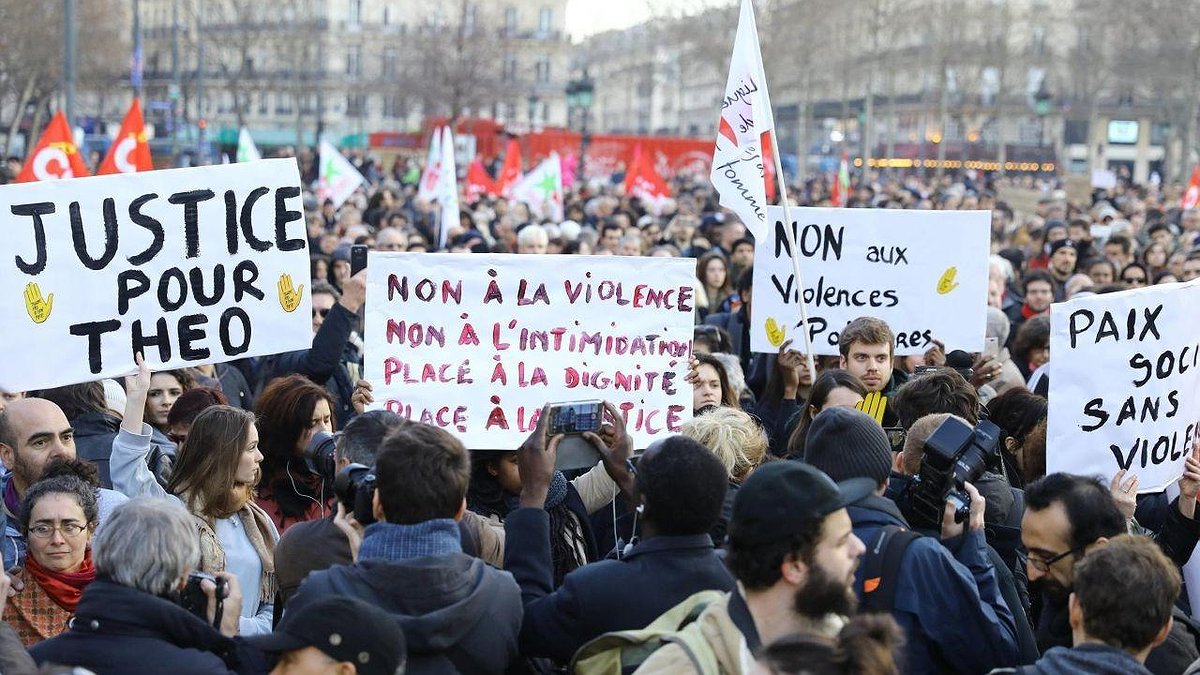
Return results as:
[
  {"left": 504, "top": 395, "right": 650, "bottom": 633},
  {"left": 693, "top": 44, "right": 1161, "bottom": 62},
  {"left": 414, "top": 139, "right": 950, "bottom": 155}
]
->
[
  {"left": 730, "top": 461, "right": 875, "bottom": 546},
  {"left": 248, "top": 596, "right": 404, "bottom": 675}
]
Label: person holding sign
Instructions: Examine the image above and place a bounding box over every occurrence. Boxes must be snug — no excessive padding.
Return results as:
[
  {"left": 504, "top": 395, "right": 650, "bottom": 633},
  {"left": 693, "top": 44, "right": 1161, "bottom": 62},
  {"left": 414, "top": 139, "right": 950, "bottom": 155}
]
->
[{"left": 111, "top": 357, "right": 278, "bottom": 636}]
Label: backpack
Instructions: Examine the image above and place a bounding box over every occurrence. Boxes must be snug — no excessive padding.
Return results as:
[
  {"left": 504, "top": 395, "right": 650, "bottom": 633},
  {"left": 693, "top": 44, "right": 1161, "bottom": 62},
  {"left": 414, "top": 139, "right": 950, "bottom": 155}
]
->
[
  {"left": 570, "top": 590, "right": 725, "bottom": 675},
  {"left": 860, "top": 525, "right": 920, "bottom": 613}
]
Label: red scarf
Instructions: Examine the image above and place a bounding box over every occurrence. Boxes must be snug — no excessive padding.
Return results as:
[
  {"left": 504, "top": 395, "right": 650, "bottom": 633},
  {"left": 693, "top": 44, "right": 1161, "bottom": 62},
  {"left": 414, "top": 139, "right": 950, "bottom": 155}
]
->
[{"left": 24, "top": 548, "right": 95, "bottom": 613}]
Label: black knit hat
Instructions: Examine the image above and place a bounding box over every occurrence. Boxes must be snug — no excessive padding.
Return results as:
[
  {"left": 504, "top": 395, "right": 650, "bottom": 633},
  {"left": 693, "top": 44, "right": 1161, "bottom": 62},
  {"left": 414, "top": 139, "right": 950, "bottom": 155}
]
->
[{"left": 804, "top": 407, "right": 893, "bottom": 486}]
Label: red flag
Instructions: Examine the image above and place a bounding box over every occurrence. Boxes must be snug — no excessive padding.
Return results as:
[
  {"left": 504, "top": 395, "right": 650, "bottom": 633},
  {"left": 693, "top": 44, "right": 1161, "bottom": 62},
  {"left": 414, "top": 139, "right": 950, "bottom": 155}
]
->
[
  {"left": 98, "top": 98, "right": 153, "bottom": 175},
  {"left": 624, "top": 144, "right": 672, "bottom": 212},
  {"left": 1181, "top": 165, "right": 1200, "bottom": 210},
  {"left": 16, "top": 111, "right": 90, "bottom": 182},
  {"left": 466, "top": 159, "right": 495, "bottom": 202},
  {"left": 762, "top": 131, "right": 776, "bottom": 202},
  {"left": 496, "top": 139, "right": 522, "bottom": 197}
]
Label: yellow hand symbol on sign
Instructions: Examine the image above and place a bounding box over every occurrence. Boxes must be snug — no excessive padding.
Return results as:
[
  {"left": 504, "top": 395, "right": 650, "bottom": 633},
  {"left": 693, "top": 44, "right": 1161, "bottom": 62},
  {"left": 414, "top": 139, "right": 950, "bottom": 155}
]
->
[
  {"left": 277, "top": 274, "right": 305, "bottom": 313},
  {"left": 855, "top": 391, "right": 888, "bottom": 424},
  {"left": 765, "top": 317, "right": 787, "bottom": 348},
  {"left": 24, "top": 282, "right": 53, "bottom": 324},
  {"left": 937, "top": 266, "right": 960, "bottom": 295}
]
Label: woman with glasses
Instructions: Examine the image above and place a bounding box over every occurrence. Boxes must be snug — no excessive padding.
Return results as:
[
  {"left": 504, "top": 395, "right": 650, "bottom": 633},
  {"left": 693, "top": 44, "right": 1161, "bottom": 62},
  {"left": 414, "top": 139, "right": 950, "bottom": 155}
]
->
[
  {"left": 6, "top": 463, "right": 99, "bottom": 645},
  {"left": 1119, "top": 262, "right": 1150, "bottom": 288},
  {"left": 111, "top": 356, "right": 277, "bottom": 636}
]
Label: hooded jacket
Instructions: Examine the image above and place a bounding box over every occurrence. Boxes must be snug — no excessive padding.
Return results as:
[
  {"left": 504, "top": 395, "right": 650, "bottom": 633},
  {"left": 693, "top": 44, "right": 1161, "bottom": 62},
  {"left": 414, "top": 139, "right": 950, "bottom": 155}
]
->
[
  {"left": 28, "top": 579, "right": 265, "bottom": 675},
  {"left": 990, "top": 643, "right": 1151, "bottom": 675},
  {"left": 847, "top": 494, "right": 1020, "bottom": 674},
  {"left": 287, "top": 552, "right": 522, "bottom": 674}
]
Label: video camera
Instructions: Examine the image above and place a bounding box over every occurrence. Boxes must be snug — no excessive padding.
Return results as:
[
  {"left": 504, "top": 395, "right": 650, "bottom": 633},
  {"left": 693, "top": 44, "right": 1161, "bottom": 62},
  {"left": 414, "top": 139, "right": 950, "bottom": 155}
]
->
[
  {"left": 335, "top": 463, "right": 377, "bottom": 525},
  {"left": 303, "top": 430, "right": 340, "bottom": 479},
  {"left": 907, "top": 416, "right": 1002, "bottom": 530}
]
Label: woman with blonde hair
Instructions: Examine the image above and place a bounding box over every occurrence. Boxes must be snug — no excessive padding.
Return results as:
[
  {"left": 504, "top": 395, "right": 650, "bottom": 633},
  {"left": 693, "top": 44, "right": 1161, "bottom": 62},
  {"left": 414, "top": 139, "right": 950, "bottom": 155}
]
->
[
  {"left": 680, "top": 406, "right": 769, "bottom": 545},
  {"left": 111, "top": 356, "right": 276, "bottom": 635}
]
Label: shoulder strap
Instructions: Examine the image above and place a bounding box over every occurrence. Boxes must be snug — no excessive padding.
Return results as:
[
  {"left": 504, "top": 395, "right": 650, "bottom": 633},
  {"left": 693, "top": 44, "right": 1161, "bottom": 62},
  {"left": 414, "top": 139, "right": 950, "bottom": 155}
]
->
[{"left": 861, "top": 525, "right": 920, "bottom": 613}]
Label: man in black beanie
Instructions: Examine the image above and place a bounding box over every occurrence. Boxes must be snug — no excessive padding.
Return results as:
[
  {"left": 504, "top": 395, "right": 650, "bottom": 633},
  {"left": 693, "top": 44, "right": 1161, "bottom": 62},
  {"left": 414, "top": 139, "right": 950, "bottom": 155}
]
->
[{"left": 803, "top": 406, "right": 1020, "bottom": 674}]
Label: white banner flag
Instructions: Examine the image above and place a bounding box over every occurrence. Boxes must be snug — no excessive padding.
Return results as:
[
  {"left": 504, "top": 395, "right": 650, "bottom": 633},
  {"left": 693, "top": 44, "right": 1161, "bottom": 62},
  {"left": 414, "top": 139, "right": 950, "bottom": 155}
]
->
[
  {"left": 317, "top": 140, "right": 365, "bottom": 210},
  {"left": 1048, "top": 281, "right": 1200, "bottom": 492},
  {"left": 236, "top": 127, "right": 261, "bottom": 163},
  {"left": 417, "top": 128, "right": 443, "bottom": 203},
  {"left": 437, "top": 126, "right": 460, "bottom": 250},
  {"left": 0, "top": 160, "right": 313, "bottom": 392},
  {"left": 510, "top": 153, "right": 564, "bottom": 222},
  {"left": 364, "top": 253, "right": 695, "bottom": 448},
  {"left": 710, "top": 0, "right": 775, "bottom": 239}
]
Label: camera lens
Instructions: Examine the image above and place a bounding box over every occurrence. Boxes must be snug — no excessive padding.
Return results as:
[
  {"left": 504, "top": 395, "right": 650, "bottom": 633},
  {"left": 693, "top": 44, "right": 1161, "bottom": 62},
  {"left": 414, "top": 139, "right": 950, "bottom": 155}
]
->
[{"left": 303, "top": 431, "right": 340, "bottom": 478}]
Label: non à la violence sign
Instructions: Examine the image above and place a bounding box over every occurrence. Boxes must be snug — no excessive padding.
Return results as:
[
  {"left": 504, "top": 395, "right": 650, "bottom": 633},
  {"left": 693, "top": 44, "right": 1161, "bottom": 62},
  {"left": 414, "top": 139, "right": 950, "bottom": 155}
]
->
[{"left": 364, "top": 253, "right": 696, "bottom": 448}]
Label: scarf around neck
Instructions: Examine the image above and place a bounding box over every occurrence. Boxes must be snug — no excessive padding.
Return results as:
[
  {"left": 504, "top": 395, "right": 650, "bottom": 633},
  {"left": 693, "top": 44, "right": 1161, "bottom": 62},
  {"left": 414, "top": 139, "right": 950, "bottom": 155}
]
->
[
  {"left": 503, "top": 471, "right": 570, "bottom": 513},
  {"left": 25, "top": 547, "right": 95, "bottom": 613},
  {"left": 358, "top": 519, "right": 462, "bottom": 561}
]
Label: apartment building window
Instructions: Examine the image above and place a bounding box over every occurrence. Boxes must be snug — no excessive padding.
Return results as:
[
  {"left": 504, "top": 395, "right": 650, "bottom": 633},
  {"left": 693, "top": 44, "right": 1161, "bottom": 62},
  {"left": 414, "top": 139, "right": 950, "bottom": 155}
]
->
[
  {"left": 348, "top": 0, "right": 363, "bottom": 27},
  {"left": 347, "top": 93, "right": 367, "bottom": 117},
  {"left": 383, "top": 5, "right": 391, "bottom": 25},
  {"left": 276, "top": 92, "right": 294, "bottom": 114},
  {"left": 383, "top": 94, "right": 405, "bottom": 119},
  {"left": 504, "top": 7, "right": 518, "bottom": 34},
  {"left": 383, "top": 47, "right": 398, "bottom": 77},
  {"left": 502, "top": 56, "right": 517, "bottom": 83},
  {"left": 346, "top": 46, "right": 362, "bottom": 77},
  {"left": 258, "top": 92, "right": 268, "bottom": 115},
  {"left": 535, "top": 57, "right": 550, "bottom": 84},
  {"left": 538, "top": 7, "right": 552, "bottom": 34}
]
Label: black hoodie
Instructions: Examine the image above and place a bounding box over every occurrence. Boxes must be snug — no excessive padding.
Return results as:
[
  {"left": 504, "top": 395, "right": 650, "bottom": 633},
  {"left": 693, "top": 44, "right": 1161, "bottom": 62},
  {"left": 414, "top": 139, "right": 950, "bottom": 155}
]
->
[{"left": 288, "top": 553, "right": 521, "bottom": 674}]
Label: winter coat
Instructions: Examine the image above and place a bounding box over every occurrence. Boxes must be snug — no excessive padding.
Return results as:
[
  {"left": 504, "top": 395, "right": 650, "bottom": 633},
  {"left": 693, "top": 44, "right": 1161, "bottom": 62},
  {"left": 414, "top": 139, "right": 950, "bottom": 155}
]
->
[
  {"left": 990, "top": 643, "right": 1152, "bottom": 675},
  {"left": 287, "top": 553, "right": 522, "bottom": 674},
  {"left": 847, "top": 494, "right": 1020, "bottom": 674},
  {"left": 29, "top": 580, "right": 266, "bottom": 675},
  {"left": 505, "top": 505, "right": 735, "bottom": 663}
]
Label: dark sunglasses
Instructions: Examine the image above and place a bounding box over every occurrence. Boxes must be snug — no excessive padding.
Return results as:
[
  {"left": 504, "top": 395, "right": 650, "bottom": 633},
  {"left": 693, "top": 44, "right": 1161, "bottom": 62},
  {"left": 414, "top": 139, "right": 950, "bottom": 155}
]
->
[
  {"left": 312, "top": 308, "right": 331, "bottom": 318},
  {"left": 1122, "top": 276, "right": 1147, "bottom": 284}
]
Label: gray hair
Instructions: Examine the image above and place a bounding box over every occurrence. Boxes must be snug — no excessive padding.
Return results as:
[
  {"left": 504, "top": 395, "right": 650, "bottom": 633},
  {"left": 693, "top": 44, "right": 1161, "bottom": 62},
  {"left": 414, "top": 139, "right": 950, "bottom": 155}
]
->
[
  {"left": 93, "top": 497, "right": 199, "bottom": 596},
  {"left": 517, "top": 224, "right": 548, "bottom": 247}
]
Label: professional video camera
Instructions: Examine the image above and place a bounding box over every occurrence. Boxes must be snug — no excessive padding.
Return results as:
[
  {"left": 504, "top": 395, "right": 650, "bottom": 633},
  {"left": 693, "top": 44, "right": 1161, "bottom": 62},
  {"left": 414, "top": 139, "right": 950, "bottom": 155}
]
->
[
  {"left": 907, "top": 416, "right": 1002, "bottom": 530},
  {"left": 302, "top": 430, "right": 340, "bottom": 478},
  {"left": 335, "top": 463, "right": 377, "bottom": 525}
]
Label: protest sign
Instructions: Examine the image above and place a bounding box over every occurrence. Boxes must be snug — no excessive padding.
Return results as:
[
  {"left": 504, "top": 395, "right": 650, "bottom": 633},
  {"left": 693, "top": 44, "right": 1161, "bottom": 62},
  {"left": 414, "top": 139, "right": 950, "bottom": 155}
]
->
[
  {"left": 364, "top": 253, "right": 694, "bottom": 448},
  {"left": 1047, "top": 280, "right": 1200, "bottom": 492},
  {"left": 0, "top": 159, "right": 313, "bottom": 392},
  {"left": 750, "top": 206, "right": 989, "bottom": 355}
]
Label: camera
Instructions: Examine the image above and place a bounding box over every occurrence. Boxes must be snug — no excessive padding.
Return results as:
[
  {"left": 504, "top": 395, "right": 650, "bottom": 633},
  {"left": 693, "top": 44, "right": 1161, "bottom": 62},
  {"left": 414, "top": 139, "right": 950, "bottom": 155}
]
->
[
  {"left": 178, "top": 572, "right": 226, "bottom": 628},
  {"left": 907, "top": 416, "right": 1002, "bottom": 529},
  {"left": 335, "top": 462, "right": 377, "bottom": 525},
  {"left": 303, "top": 430, "right": 340, "bottom": 478}
]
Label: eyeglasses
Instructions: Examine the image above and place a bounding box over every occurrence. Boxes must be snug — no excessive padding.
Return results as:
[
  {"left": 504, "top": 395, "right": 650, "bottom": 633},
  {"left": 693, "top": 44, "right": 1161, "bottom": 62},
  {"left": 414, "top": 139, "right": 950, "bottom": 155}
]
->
[
  {"left": 1122, "top": 276, "right": 1147, "bottom": 285},
  {"left": 312, "top": 308, "right": 331, "bottom": 318},
  {"left": 28, "top": 522, "right": 88, "bottom": 539},
  {"left": 1022, "top": 544, "right": 1085, "bottom": 573}
]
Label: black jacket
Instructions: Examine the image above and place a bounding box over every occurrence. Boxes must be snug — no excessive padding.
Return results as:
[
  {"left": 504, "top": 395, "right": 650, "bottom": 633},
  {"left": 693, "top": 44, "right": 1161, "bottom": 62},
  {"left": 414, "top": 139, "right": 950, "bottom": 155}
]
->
[
  {"left": 29, "top": 580, "right": 266, "bottom": 675},
  {"left": 288, "top": 553, "right": 521, "bottom": 674},
  {"left": 504, "top": 507, "right": 736, "bottom": 663},
  {"left": 72, "top": 412, "right": 174, "bottom": 490},
  {"left": 266, "top": 303, "right": 358, "bottom": 427}
]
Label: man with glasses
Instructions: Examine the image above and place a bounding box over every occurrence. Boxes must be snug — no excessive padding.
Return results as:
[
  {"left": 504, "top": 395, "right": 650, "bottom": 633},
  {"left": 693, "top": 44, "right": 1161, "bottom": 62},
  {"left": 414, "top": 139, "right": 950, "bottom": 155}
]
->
[{"left": 1022, "top": 473, "right": 1200, "bottom": 674}]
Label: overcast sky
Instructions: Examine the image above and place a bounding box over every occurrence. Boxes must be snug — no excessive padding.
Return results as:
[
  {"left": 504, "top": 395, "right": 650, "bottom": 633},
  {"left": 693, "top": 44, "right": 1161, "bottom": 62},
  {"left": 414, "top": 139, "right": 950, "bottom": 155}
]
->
[{"left": 565, "top": 0, "right": 651, "bottom": 40}]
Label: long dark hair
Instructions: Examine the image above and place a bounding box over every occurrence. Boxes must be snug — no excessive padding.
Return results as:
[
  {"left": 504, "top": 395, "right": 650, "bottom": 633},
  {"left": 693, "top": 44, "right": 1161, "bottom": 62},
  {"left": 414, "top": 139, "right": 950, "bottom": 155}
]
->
[
  {"left": 785, "top": 370, "right": 867, "bottom": 459},
  {"left": 466, "top": 450, "right": 587, "bottom": 586},
  {"left": 695, "top": 353, "right": 739, "bottom": 409},
  {"left": 254, "top": 375, "right": 335, "bottom": 518}
]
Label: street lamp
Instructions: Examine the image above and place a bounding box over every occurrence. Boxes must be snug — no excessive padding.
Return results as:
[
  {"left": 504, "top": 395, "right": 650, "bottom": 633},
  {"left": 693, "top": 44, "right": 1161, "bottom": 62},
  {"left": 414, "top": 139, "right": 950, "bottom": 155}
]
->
[{"left": 565, "top": 69, "right": 595, "bottom": 182}]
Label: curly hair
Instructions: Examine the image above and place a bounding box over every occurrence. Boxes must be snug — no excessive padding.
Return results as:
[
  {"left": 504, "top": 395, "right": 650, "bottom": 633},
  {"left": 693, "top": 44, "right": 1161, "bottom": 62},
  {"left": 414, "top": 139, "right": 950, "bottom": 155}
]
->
[
  {"left": 680, "top": 406, "right": 767, "bottom": 482},
  {"left": 757, "top": 614, "right": 904, "bottom": 675}
]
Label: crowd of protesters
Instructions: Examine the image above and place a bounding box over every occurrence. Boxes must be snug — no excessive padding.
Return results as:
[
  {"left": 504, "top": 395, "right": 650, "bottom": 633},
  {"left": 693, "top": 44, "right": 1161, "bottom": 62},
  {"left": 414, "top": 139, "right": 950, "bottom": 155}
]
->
[{"left": 0, "top": 143, "right": 1199, "bottom": 675}]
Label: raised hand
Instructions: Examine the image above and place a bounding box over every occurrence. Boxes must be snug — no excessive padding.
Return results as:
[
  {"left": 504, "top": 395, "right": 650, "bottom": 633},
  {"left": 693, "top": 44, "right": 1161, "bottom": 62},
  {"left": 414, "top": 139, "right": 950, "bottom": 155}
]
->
[
  {"left": 24, "top": 282, "right": 53, "bottom": 324},
  {"left": 277, "top": 273, "right": 305, "bottom": 313}
]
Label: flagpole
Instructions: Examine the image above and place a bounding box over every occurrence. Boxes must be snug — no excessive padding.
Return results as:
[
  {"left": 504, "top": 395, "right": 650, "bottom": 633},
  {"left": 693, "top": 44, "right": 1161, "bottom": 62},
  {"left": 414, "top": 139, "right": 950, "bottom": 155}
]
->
[{"left": 768, "top": 132, "right": 818, "bottom": 379}]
